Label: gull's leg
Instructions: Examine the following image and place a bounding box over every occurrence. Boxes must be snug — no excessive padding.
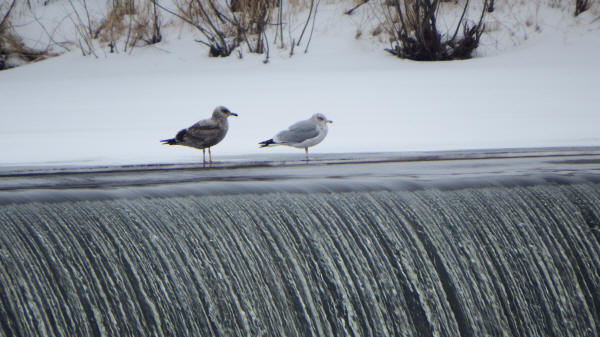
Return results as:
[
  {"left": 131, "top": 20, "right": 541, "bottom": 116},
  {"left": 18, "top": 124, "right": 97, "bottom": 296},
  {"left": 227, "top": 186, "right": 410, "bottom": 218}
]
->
[
  {"left": 305, "top": 147, "right": 309, "bottom": 162},
  {"left": 202, "top": 148, "right": 206, "bottom": 166},
  {"left": 208, "top": 147, "right": 212, "bottom": 164}
]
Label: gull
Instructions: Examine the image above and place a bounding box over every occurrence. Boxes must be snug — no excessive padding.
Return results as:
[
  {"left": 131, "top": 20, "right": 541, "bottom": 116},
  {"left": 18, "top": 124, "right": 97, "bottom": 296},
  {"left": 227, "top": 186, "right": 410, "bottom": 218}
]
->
[
  {"left": 259, "top": 113, "right": 333, "bottom": 161},
  {"left": 161, "top": 106, "right": 237, "bottom": 164}
]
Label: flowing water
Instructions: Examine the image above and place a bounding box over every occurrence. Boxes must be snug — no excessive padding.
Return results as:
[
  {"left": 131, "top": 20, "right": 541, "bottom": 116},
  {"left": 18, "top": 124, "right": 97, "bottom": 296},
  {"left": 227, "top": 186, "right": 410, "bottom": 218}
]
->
[{"left": 1, "top": 151, "right": 600, "bottom": 337}]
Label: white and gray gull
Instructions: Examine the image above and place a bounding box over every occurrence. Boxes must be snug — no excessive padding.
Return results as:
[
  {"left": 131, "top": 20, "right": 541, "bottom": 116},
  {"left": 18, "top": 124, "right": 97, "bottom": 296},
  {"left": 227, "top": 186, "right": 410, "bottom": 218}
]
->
[
  {"left": 161, "top": 106, "right": 237, "bottom": 164},
  {"left": 259, "top": 113, "right": 333, "bottom": 161}
]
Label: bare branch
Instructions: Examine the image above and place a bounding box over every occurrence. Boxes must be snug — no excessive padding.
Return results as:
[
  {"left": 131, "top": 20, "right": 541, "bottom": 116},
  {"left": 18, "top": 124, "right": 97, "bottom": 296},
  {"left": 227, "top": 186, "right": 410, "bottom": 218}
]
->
[
  {"left": 81, "top": 0, "right": 93, "bottom": 37},
  {"left": 124, "top": 8, "right": 133, "bottom": 52},
  {"left": 67, "top": 0, "right": 97, "bottom": 57},
  {"left": 151, "top": 0, "right": 198, "bottom": 29},
  {"left": 278, "top": 0, "right": 283, "bottom": 48},
  {"left": 296, "top": 0, "right": 315, "bottom": 46},
  {"left": 206, "top": 0, "right": 232, "bottom": 25},
  {"left": 262, "top": 30, "right": 269, "bottom": 63},
  {"left": 0, "top": 0, "right": 17, "bottom": 30},
  {"left": 193, "top": 0, "right": 230, "bottom": 54},
  {"left": 304, "top": 0, "right": 320, "bottom": 54},
  {"left": 451, "top": 0, "right": 470, "bottom": 42},
  {"left": 344, "top": 0, "right": 369, "bottom": 16},
  {"left": 28, "top": 7, "right": 71, "bottom": 52}
]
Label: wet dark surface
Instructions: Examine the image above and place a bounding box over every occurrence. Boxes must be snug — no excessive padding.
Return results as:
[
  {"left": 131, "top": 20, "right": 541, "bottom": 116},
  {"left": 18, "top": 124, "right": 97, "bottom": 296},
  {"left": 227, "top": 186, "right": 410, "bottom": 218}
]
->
[{"left": 1, "top": 147, "right": 600, "bottom": 203}]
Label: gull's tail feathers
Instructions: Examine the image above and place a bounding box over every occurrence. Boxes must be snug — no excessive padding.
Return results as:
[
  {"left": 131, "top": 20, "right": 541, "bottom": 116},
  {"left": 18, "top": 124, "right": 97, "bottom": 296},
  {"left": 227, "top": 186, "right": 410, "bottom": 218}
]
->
[{"left": 162, "top": 129, "right": 187, "bottom": 145}]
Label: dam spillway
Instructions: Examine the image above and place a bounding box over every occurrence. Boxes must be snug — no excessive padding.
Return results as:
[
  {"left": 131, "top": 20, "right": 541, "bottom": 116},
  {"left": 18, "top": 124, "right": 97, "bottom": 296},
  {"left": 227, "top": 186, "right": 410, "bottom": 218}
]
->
[{"left": 1, "top": 149, "right": 599, "bottom": 337}]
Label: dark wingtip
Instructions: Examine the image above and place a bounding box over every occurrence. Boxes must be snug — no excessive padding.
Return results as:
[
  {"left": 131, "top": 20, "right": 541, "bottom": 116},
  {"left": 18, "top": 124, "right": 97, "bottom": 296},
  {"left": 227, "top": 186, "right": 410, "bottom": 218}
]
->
[{"left": 259, "top": 139, "right": 275, "bottom": 148}]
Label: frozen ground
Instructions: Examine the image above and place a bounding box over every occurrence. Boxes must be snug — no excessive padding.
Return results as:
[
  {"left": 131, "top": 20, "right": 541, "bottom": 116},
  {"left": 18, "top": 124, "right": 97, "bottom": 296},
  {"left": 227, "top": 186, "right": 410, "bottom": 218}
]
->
[{"left": 1, "top": 0, "right": 599, "bottom": 168}]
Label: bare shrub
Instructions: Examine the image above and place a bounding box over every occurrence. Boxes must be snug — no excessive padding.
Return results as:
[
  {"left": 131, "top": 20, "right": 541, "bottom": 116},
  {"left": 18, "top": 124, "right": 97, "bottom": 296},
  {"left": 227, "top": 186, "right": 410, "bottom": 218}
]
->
[
  {"left": 174, "top": 0, "right": 238, "bottom": 56},
  {"left": 153, "top": 0, "right": 277, "bottom": 57},
  {"left": 382, "top": 0, "right": 489, "bottom": 61},
  {"left": 1, "top": 0, "right": 51, "bottom": 69}
]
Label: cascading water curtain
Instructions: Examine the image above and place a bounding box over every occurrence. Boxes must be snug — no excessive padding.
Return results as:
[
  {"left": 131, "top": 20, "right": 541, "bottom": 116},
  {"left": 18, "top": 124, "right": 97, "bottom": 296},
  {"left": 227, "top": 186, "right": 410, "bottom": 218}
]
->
[{"left": 1, "top": 183, "right": 599, "bottom": 337}]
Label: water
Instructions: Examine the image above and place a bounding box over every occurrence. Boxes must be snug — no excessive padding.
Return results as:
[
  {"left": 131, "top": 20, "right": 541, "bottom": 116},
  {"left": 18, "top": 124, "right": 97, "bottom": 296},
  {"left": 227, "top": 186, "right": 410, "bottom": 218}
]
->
[
  {"left": 1, "top": 149, "right": 600, "bottom": 337},
  {"left": 1, "top": 178, "right": 599, "bottom": 336}
]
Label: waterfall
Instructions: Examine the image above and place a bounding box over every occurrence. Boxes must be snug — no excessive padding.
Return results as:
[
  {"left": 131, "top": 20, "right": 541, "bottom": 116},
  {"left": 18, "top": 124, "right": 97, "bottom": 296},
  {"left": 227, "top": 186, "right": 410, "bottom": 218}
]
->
[{"left": 1, "top": 175, "right": 599, "bottom": 336}]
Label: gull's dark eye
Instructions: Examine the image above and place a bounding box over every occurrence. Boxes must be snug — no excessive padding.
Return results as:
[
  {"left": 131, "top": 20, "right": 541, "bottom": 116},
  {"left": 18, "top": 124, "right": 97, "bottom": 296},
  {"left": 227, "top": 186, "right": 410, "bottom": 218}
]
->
[
  {"left": 317, "top": 116, "right": 324, "bottom": 121},
  {"left": 222, "top": 108, "right": 230, "bottom": 114}
]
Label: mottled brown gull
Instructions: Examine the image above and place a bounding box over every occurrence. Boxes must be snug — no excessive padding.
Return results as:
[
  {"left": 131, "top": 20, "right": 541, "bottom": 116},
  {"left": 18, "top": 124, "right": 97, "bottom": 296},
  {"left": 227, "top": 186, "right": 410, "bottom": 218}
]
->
[
  {"left": 161, "top": 106, "right": 237, "bottom": 164},
  {"left": 259, "top": 113, "right": 333, "bottom": 161}
]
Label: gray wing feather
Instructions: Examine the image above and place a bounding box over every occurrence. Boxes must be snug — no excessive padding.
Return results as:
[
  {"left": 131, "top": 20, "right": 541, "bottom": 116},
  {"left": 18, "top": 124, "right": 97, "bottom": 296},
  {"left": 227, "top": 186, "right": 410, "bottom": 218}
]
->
[
  {"left": 275, "top": 120, "right": 319, "bottom": 144},
  {"left": 186, "top": 120, "right": 220, "bottom": 138}
]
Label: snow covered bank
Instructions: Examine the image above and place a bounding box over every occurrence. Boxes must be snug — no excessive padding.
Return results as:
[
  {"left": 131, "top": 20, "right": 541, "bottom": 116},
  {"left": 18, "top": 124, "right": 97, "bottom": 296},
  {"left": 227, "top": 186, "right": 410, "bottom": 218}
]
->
[{"left": 1, "top": 1, "right": 599, "bottom": 167}]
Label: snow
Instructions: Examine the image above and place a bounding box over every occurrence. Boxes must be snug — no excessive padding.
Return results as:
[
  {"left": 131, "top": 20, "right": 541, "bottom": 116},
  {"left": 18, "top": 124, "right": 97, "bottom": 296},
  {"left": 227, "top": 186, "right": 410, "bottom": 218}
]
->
[{"left": 1, "top": 1, "right": 599, "bottom": 167}]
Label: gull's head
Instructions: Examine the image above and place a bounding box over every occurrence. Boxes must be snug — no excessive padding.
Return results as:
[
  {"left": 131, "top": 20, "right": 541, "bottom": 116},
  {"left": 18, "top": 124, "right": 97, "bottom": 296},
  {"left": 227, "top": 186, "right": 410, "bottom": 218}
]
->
[
  {"left": 213, "top": 106, "right": 238, "bottom": 119},
  {"left": 312, "top": 113, "right": 333, "bottom": 125}
]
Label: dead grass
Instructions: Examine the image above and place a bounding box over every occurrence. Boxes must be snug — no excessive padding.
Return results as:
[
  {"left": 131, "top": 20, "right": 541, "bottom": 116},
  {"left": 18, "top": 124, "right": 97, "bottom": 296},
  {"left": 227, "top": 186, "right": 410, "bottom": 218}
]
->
[{"left": 94, "top": 0, "right": 161, "bottom": 52}]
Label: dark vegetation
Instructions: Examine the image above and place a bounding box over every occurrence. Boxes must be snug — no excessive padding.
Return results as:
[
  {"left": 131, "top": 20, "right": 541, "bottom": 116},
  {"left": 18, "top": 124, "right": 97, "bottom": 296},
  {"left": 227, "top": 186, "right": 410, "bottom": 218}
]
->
[
  {"left": 575, "top": 0, "right": 591, "bottom": 16},
  {"left": 382, "top": 0, "right": 490, "bottom": 60}
]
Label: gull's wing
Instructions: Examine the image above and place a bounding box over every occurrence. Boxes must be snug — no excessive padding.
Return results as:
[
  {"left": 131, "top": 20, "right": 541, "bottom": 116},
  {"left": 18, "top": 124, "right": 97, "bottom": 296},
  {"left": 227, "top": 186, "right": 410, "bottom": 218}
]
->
[
  {"left": 275, "top": 120, "right": 319, "bottom": 144},
  {"left": 186, "top": 119, "right": 220, "bottom": 137},
  {"left": 174, "top": 119, "right": 221, "bottom": 144}
]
